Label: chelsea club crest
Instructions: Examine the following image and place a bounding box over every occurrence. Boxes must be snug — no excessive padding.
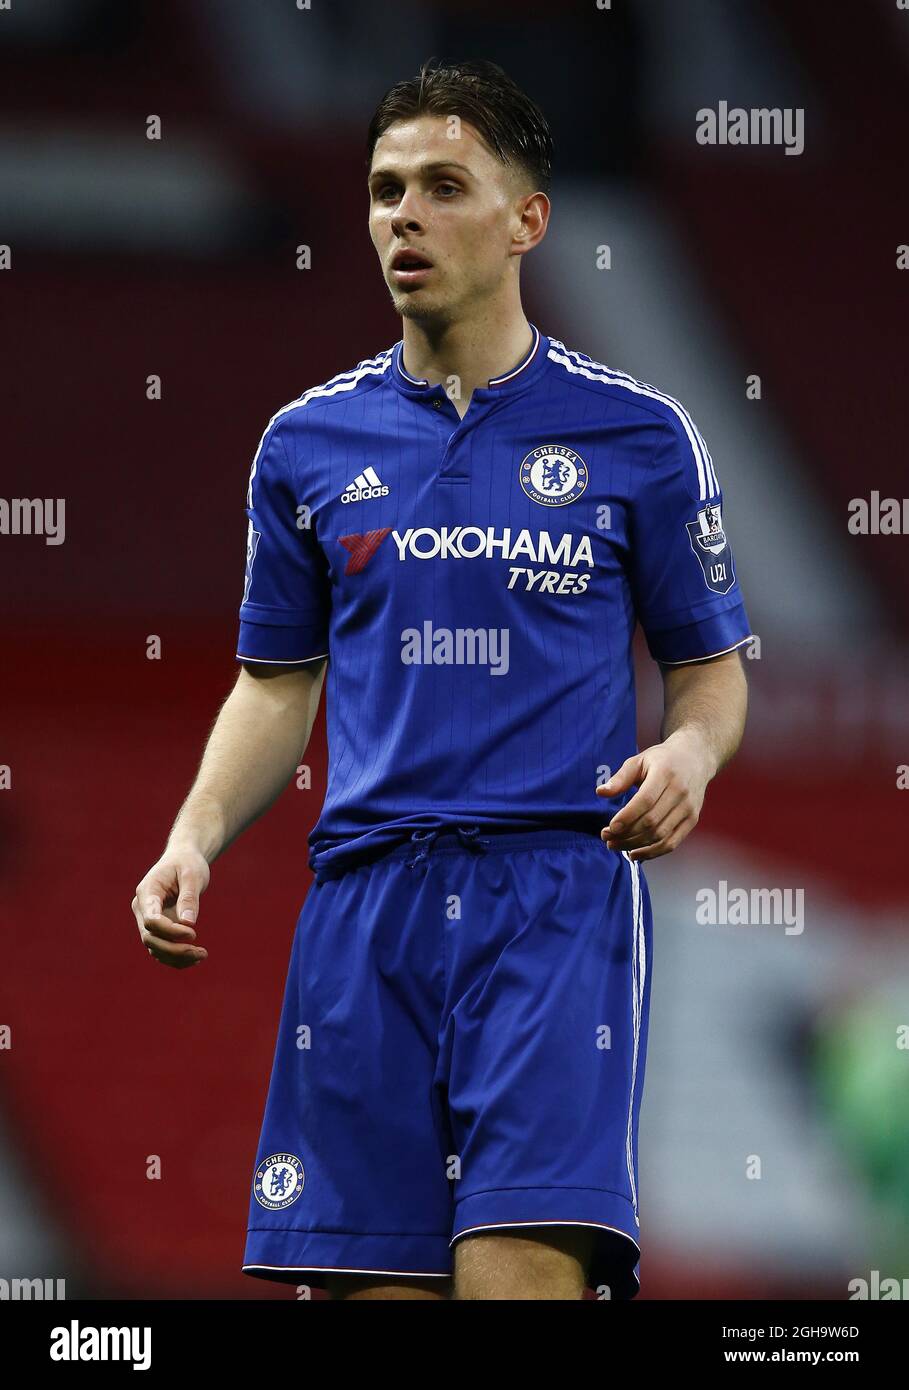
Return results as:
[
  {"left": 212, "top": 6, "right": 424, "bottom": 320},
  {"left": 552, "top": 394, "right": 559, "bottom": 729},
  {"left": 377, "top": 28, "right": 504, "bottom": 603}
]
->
[
  {"left": 253, "top": 1152, "right": 305, "bottom": 1210},
  {"left": 519, "top": 445, "right": 588, "bottom": 506}
]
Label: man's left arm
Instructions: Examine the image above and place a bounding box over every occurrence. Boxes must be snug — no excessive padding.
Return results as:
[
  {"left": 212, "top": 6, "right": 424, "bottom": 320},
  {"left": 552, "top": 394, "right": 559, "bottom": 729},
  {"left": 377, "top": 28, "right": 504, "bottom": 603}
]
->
[{"left": 596, "top": 649, "right": 748, "bottom": 861}]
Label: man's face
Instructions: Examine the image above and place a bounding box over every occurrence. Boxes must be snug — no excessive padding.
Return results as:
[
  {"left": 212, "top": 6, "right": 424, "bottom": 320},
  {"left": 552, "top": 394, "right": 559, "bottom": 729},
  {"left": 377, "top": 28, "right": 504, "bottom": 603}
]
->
[{"left": 368, "top": 114, "right": 530, "bottom": 325}]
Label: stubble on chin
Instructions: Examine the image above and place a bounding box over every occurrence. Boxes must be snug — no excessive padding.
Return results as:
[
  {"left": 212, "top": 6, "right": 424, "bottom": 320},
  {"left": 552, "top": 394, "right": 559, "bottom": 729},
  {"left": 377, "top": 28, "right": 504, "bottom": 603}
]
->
[{"left": 392, "top": 290, "right": 453, "bottom": 329}]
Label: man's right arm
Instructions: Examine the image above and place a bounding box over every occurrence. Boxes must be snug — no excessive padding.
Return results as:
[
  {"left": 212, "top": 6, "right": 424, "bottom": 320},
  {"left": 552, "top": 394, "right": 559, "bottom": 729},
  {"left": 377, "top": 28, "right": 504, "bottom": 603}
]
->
[{"left": 131, "top": 658, "right": 326, "bottom": 969}]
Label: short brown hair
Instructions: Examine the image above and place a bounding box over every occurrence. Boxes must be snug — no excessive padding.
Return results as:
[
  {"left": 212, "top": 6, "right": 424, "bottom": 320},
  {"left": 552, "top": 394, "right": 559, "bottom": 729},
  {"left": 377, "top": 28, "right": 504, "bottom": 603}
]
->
[{"left": 367, "top": 58, "right": 553, "bottom": 196}]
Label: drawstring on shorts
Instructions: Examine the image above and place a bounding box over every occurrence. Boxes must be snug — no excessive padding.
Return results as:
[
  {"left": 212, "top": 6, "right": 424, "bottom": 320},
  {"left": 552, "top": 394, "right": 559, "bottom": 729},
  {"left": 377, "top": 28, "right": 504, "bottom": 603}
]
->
[{"left": 404, "top": 824, "right": 491, "bottom": 871}]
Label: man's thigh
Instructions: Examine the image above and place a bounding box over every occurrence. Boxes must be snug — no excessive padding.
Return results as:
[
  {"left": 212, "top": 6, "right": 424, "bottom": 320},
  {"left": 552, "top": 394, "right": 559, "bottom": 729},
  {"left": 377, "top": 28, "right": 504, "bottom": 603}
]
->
[
  {"left": 325, "top": 1228, "right": 594, "bottom": 1299},
  {"left": 326, "top": 1274, "right": 451, "bottom": 1301},
  {"left": 452, "top": 1227, "right": 595, "bottom": 1300}
]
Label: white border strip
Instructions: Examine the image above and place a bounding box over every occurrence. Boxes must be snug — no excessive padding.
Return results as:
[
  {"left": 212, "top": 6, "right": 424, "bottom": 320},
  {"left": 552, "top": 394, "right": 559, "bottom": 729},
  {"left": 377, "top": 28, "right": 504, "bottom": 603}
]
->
[
  {"left": 246, "top": 350, "right": 393, "bottom": 507},
  {"left": 488, "top": 324, "right": 541, "bottom": 385},
  {"left": 622, "top": 853, "right": 641, "bottom": 1223},
  {"left": 450, "top": 1218, "right": 640, "bottom": 1256},
  {"left": 657, "top": 633, "right": 753, "bottom": 667},
  {"left": 449, "top": 1219, "right": 641, "bottom": 1289},
  {"left": 548, "top": 338, "right": 718, "bottom": 501},
  {"left": 243, "top": 1262, "right": 450, "bottom": 1278},
  {"left": 394, "top": 324, "right": 541, "bottom": 390},
  {"left": 236, "top": 650, "right": 328, "bottom": 665}
]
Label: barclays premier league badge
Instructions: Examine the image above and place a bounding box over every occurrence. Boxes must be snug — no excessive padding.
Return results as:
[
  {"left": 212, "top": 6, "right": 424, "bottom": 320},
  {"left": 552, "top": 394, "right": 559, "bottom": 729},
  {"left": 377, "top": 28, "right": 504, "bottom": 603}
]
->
[
  {"left": 519, "top": 445, "right": 588, "bottom": 506},
  {"left": 686, "top": 502, "right": 735, "bottom": 594},
  {"left": 243, "top": 520, "right": 261, "bottom": 604},
  {"left": 253, "top": 1152, "right": 305, "bottom": 1210}
]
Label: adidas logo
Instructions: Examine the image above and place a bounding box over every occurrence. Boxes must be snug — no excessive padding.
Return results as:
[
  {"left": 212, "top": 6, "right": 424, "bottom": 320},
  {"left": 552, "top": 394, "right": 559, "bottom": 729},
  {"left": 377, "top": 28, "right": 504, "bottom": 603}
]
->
[{"left": 340, "top": 466, "right": 389, "bottom": 504}]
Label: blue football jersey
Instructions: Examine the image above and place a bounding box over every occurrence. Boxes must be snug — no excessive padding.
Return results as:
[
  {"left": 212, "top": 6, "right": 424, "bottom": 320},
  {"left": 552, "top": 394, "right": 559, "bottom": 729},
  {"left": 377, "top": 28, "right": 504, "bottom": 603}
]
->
[{"left": 237, "top": 326, "right": 752, "bottom": 875}]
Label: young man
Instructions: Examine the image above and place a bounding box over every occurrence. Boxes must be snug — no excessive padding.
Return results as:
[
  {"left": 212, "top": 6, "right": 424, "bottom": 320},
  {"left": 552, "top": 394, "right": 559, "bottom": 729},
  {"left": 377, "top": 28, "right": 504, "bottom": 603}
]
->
[{"left": 133, "top": 59, "right": 750, "bottom": 1300}]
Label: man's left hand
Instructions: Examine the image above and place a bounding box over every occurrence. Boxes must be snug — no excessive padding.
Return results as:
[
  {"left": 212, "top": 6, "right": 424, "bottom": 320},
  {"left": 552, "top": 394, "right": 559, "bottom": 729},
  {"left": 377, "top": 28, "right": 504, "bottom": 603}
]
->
[{"left": 596, "top": 730, "right": 715, "bottom": 862}]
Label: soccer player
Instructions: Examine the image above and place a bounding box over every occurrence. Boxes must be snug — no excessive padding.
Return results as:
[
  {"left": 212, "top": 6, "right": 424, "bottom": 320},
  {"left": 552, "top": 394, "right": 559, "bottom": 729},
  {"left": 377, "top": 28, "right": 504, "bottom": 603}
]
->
[{"left": 132, "top": 59, "right": 750, "bottom": 1300}]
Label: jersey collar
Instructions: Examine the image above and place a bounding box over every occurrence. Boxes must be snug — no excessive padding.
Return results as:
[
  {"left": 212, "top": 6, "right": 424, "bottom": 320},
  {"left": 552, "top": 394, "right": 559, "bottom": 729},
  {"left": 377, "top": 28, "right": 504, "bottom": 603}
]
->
[{"left": 389, "top": 324, "right": 549, "bottom": 401}]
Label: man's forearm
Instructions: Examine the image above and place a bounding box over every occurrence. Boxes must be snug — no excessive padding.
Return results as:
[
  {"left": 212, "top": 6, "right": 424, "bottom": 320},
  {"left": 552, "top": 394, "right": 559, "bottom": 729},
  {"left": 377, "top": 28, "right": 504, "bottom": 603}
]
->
[
  {"left": 659, "top": 649, "right": 748, "bottom": 777},
  {"left": 167, "top": 662, "right": 326, "bottom": 863}
]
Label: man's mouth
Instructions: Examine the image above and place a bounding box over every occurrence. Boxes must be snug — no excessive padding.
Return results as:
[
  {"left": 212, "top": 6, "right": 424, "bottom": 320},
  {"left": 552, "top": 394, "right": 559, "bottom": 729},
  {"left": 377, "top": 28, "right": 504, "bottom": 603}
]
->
[{"left": 390, "top": 248, "right": 434, "bottom": 284}]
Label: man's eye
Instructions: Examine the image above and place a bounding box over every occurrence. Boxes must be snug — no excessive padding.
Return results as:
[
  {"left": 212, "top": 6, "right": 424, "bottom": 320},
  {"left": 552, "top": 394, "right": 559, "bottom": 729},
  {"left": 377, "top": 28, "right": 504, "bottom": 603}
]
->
[{"left": 374, "top": 181, "right": 459, "bottom": 201}]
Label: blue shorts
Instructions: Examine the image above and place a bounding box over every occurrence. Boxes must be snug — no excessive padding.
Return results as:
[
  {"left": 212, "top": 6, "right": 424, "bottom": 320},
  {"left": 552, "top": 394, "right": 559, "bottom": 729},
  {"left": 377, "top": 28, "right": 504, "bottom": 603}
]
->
[{"left": 242, "top": 826, "right": 653, "bottom": 1297}]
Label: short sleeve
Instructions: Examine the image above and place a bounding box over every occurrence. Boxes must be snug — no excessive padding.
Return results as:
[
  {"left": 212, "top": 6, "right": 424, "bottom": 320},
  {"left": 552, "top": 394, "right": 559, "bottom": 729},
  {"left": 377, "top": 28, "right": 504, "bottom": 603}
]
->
[
  {"left": 630, "top": 413, "right": 752, "bottom": 665},
  {"left": 236, "top": 417, "right": 330, "bottom": 664}
]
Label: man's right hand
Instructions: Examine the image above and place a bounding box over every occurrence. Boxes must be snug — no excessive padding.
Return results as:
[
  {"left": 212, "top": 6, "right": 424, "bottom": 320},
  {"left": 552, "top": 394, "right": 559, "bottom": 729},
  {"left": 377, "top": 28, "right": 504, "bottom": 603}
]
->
[{"left": 132, "top": 848, "right": 211, "bottom": 969}]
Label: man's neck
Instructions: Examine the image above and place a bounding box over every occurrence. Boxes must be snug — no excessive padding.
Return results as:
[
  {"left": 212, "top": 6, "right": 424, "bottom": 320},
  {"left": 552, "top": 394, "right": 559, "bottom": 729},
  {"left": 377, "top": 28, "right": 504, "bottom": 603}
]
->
[{"left": 400, "top": 310, "right": 534, "bottom": 419}]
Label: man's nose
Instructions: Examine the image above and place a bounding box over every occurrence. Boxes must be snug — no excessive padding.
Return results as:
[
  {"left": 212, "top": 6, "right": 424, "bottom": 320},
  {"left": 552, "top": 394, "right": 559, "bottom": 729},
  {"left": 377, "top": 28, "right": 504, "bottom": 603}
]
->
[{"left": 391, "top": 189, "right": 424, "bottom": 234}]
